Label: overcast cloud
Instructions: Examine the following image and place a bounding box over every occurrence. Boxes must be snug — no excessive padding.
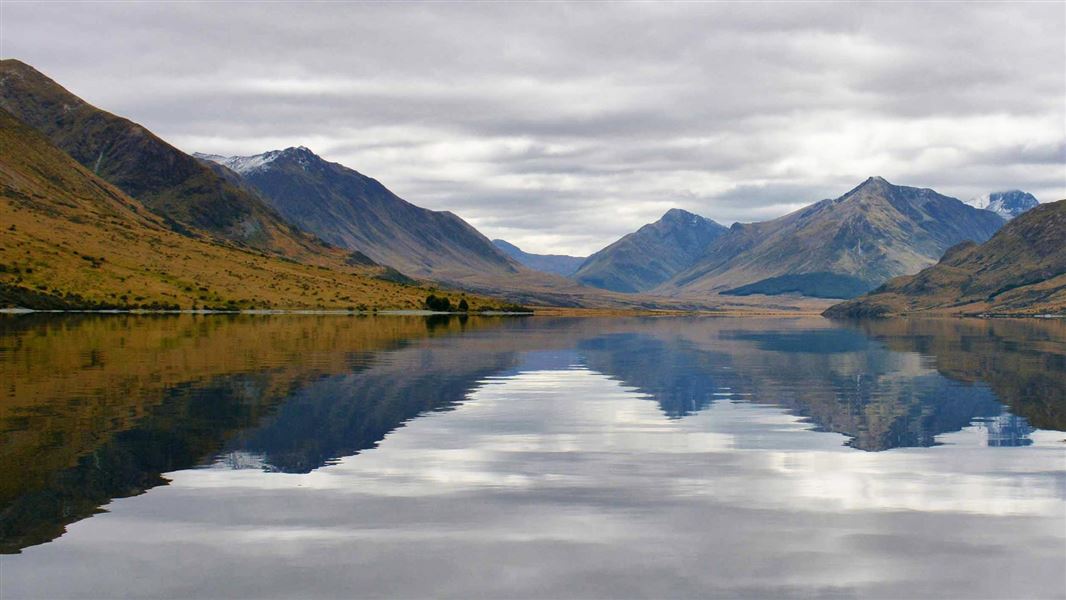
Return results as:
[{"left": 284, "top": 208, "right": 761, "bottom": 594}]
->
[{"left": 3, "top": 2, "right": 1064, "bottom": 255}]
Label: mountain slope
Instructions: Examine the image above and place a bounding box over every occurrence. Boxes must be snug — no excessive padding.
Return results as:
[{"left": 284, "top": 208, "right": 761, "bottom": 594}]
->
[
  {"left": 663, "top": 177, "right": 1005, "bottom": 298},
  {"left": 0, "top": 107, "right": 494, "bottom": 311},
  {"left": 492, "top": 240, "right": 586, "bottom": 276},
  {"left": 0, "top": 59, "right": 327, "bottom": 257},
  {"left": 966, "top": 190, "right": 1040, "bottom": 220},
  {"left": 825, "top": 199, "right": 1066, "bottom": 317},
  {"left": 196, "top": 148, "right": 519, "bottom": 280},
  {"left": 573, "top": 209, "right": 728, "bottom": 293}
]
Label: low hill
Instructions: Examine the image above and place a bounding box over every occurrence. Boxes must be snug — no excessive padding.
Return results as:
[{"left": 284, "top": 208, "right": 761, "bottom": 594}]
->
[
  {"left": 574, "top": 209, "right": 728, "bottom": 293},
  {"left": 825, "top": 199, "right": 1066, "bottom": 317},
  {"left": 492, "top": 240, "right": 586, "bottom": 276},
  {"left": 0, "top": 59, "right": 329, "bottom": 259},
  {"left": 0, "top": 108, "right": 498, "bottom": 311},
  {"left": 662, "top": 177, "right": 1005, "bottom": 298},
  {"left": 196, "top": 148, "right": 519, "bottom": 280}
]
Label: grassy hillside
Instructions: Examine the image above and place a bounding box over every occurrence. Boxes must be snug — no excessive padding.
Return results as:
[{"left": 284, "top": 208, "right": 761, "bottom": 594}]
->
[
  {"left": 0, "top": 59, "right": 336, "bottom": 259},
  {"left": 825, "top": 199, "right": 1066, "bottom": 317},
  {"left": 0, "top": 108, "right": 504, "bottom": 311}
]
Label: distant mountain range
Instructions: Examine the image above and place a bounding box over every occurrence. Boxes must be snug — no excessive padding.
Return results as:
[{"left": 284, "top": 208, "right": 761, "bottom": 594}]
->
[
  {"left": 573, "top": 209, "right": 728, "bottom": 292},
  {"left": 492, "top": 240, "right": 586, "bottom": 277},
  {"left": 826, "top": 199, "right": 1066, "bottom": 317},
  {"left": 656, "top": 177, "right": 1005, "bottom": 298},
  {"left": 1, "top": 58, "right": 1058, "bottom": 313},
  {"left": 966, "top": 190, "right": 1040, "bottom": 220},
  {"left": 195, "top": 148, "right": 518, "bottom": 281}
]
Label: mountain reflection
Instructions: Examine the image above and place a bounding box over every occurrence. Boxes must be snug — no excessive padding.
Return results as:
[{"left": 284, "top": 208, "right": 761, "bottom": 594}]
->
[
  {"left": 0, "top": 314, "right": 510, "bottom": 553},
  {"left": 580, "top": 324, "right": 1011, "bottom": 450},
  {"left": 2, "top": 314, "right": 1064, "bottom": 553}
]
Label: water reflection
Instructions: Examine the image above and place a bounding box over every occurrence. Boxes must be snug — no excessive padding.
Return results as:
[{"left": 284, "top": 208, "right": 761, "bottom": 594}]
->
[
  {"left": 0, "top": 315, "right": 1063, "bottom": 596},
  {"left": 0, "top": 314, "right": 509, "bottom": 552}
]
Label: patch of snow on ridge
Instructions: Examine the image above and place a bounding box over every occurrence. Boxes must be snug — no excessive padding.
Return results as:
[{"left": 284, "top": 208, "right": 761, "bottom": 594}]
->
[
  {"left": 218, "top": 150, "right": 284, "bottom": 175},
  {"left": 196, "top": 147, "right": 318, "bottom": 174},
  {"left": 966, "top": 194, "right": 991, "bottom": 211}
]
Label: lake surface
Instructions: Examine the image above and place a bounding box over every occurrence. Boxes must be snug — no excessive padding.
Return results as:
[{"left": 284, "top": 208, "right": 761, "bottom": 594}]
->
[{"left": 1, "top": 314, "right": 1064, "bottom": 599}]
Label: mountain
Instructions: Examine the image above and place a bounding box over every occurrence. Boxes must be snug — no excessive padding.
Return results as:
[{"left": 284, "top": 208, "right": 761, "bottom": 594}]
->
[
  {"left": 967, "top": 190, "right": 1040, "bottom": 220},
  {"left": 0, "top": 59, "right": 325, "bottom": 257},
  {"left": 0, "top": 107, "right": 495, "bottom": 311},
  {"left": 196, "top": 148, "right": 519, "bottom": 281},
  {"left": 662, "top": 177, "right": 1006, "bottom": 299},
  {"left": 193, "top": 153, "right": 820, "bottom": 311},
  {"left": 825, "top": 199, "right": 1066, "bottom": 317},
  {"left": 492, "top": 240, "right": 586, "bottom": 276},
  {"left": 572, "top": 209, "right": 729, "bottom": 293}
]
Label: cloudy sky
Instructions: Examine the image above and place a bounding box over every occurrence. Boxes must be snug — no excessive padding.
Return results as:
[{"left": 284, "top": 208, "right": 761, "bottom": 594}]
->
[{"left": 3, "top": 2, "right": 1064, "bottom": 255}]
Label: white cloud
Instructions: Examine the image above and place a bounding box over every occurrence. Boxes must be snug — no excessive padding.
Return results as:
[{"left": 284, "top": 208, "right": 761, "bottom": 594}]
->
[{"left": 3, "top": 1, "right": 1063, "bottom": 255}]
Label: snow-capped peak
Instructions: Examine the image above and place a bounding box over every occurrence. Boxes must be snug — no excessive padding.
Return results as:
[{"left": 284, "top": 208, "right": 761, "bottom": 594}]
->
[
  {"left": 195, "top": 146, "right": 319, "bottom": 175},
  {"left": 966, "top": 190, "right": 1039, "bottom": 220}
]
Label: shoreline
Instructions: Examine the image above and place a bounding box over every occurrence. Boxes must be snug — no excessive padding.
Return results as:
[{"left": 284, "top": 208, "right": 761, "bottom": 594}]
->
[{"left": 3, "top": 306, "right": 1061, "bottom": 319}]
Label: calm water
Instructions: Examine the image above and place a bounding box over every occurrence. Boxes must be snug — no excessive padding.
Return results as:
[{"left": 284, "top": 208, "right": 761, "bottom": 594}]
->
[{"left": 1, "top": 315, "right": 1064, "bottom": 599}]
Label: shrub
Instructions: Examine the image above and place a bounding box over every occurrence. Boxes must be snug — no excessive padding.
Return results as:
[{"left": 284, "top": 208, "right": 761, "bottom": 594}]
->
[{"left": 424, "top": 294, "right": 452, "bottom": 311}]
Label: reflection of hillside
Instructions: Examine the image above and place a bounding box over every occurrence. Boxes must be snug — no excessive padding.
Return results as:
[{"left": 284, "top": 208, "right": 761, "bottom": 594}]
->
[
  {"left": 0, "top": 314, "right": 506, "bottom": 553},
  {"left": 224, "top": 345, "right": 519, "bottom": 473},
  {"left": 580, "top": 333, "right": 740, "bottom": 418},
  {"left": 1, "top": 375, "right": 282, "bottom": 553},
  {"left": 577, "top": 319, "right": 1013, "bottom": 451},
  {"left": 854, "top": 318, "right": 1066, "bottom": 432},
  {"left": 720, "top": 327, "right": 1006, "bottom": 451},
  {"left": 2, "top": 315, "right": 1062, "bottom": 554}
]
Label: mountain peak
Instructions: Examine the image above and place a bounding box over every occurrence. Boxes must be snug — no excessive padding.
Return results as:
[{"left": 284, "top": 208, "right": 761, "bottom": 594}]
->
[
  {"left": 835, "top": 176, "right": 897, "bottom": 202},
  {"left": 856, "top": 175, "right": 893, "bottom": 190},
  {"left": 280, "top": 146, "right": 316, "bottom": 157},
  {"left": 574, "top": 208, "right": 728, "bottom": 293},
  {"left": 662, "top": 207, "right": 696, "bottom": 218},
  {"left": 967, "top": 190, "right": 1040, "bottom": 220},
  {"left": 658, "top": 208, "right": 718, "bottom": 228},
  {"left": 198, "top": 146, "right": 323, "bottom": 175}
]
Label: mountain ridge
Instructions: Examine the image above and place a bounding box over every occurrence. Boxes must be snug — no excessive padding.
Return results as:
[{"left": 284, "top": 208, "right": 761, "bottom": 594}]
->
[
  {"left": 492, "top": 239, "right": 586, "bottom": 277},
  {"left": 824, "top": 199, "right": 1066, "bottom": 317},
  {"left": 659, "top": 177, "right": 1006, "bottom": 298},
  {"left": 197, "top": 147, "right": 520, "bottom": 281},
  {"left": 573, "top": 208, "right": 729, "bottom": 293}
]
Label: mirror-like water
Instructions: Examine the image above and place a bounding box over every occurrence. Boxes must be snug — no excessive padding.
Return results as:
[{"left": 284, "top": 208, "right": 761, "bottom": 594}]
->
[{"left": 1, "top": 315, "right": 1064, "bottom": 598}]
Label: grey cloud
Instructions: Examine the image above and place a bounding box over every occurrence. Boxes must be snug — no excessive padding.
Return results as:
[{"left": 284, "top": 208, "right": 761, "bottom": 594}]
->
[{"left": 3, "top": 1, "right": 1063, "bottom": 255}]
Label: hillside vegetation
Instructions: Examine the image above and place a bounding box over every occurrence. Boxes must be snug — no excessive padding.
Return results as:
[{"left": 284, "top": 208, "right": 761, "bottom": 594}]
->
[
  {"left": 0, "top": 59, "right": 330, "bottom": 259},
  {"left": 0, "top": 109, "right": 500, "bottom": 311},
  {"left": 825, "top": 199, "right": 1066, "bottom": 317}
]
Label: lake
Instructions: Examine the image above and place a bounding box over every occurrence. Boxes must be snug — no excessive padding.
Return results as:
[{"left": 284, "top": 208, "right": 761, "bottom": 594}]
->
[{"left": 1, "top": 314, "right": 1064, "bottom": 599}]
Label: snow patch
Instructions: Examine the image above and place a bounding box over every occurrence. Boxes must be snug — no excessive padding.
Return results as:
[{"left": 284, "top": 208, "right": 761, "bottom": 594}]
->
[
  {"left": 194, "top": 147, "right": 317, "bottom": 175},
  {"left": 966, "top": 190, "right": 1039, "bottom": 220}
]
